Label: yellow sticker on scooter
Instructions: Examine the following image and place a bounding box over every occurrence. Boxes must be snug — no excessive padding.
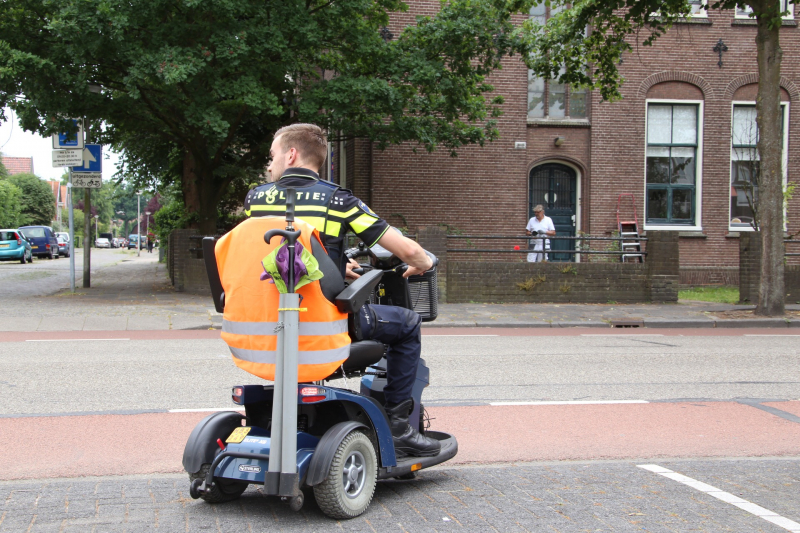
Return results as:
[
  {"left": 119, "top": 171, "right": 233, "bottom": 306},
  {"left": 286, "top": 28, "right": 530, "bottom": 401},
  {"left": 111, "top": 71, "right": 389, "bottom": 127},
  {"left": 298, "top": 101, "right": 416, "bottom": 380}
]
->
[{"left": 226, "top": 427, "right": 251, "bottom": 443}]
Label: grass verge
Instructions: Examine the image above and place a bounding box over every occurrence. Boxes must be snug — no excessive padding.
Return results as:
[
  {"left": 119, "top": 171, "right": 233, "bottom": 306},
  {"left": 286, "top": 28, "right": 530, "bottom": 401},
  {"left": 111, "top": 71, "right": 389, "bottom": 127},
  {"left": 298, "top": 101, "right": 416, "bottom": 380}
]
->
[{"left": 679, "top": 285, "right": 739, "bottom": 304}]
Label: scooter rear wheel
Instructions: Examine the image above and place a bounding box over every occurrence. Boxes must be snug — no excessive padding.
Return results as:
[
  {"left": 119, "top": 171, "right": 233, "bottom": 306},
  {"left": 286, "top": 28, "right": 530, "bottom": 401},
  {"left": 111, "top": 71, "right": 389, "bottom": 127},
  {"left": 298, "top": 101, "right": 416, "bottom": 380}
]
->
[
  {"left": 313, "top": 430, "right": 377, "bottom": 519},
  {"left": 189, "top": 464, "right": 248, "bottom": 503}
]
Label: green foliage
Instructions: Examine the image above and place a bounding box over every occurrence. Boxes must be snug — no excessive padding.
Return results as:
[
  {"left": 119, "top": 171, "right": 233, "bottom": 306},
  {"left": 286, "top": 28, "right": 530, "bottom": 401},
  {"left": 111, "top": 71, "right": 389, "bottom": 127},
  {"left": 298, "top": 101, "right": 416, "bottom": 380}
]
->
[
  {"left": 0, "top": 180, "right": 23, "bottom": 227},
  {"left": 0, "top": 0, "right": 525, "bottom": 232},
  {"left": 679, "top": 285, "right": 740, "bottom": 304},
  {"left": 517, "top": 274, "right": 546, "bottom": 291},
  {"left": 0, "top": 158, "right": 9, "bottom": 179},
  {"left": 3, "top": 173, "right": 55, "bottom": 225},
  {"left": 153, "top": 195, "right": 196, "bottom": 242}
]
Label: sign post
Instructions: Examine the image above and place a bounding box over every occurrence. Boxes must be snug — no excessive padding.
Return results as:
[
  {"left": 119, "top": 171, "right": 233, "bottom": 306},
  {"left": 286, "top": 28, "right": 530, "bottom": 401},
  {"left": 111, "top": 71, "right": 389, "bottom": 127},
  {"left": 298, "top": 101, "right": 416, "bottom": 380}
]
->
[
  {"left": 70, "top": 143, "right": 102, "bottom": 289},
  {"left": 67, "top": 181, "right": 75, "bottom": 293}
]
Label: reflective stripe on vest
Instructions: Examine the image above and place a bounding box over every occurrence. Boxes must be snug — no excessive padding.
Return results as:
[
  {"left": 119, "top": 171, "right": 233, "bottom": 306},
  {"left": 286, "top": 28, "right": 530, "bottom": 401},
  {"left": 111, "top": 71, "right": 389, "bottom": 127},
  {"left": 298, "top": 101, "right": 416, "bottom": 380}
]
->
[
  {"left": 229, "top": 345, "right": 351, "bottom": 366},
  {"left": 222, "top": 318, "right": 348, "bottom": 337}
]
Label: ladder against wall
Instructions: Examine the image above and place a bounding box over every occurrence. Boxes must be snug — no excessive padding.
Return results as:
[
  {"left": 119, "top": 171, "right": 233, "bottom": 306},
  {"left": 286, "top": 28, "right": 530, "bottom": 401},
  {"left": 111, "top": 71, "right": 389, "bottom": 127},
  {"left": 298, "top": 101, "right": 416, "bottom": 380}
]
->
[{"left": 616, "top": 193, "right": 644, "bottom": 263}]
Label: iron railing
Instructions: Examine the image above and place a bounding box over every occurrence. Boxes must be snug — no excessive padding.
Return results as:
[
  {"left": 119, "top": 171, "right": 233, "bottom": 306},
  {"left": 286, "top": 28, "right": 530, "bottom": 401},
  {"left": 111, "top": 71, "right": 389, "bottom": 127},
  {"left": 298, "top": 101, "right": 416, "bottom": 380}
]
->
[{"left": 446, "top": 234, "right": 648, "bottom": 257}]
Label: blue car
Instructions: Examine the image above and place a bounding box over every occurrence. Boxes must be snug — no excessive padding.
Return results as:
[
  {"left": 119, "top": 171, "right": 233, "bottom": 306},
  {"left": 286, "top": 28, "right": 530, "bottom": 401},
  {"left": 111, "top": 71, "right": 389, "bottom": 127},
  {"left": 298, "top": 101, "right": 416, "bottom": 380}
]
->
[
  {"left": 0, "top": 229, "right": 33, "bottom": 264},
  {"left": 19, "top": 225, "right": 59, "bottom": 259}
]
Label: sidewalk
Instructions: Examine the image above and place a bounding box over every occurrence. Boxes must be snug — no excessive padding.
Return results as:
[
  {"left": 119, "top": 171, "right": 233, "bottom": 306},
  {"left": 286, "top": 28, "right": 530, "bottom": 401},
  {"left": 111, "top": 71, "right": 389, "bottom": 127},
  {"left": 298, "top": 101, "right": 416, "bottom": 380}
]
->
[{"left": 1, "top": 253, "right": 798, "bottom": 332}]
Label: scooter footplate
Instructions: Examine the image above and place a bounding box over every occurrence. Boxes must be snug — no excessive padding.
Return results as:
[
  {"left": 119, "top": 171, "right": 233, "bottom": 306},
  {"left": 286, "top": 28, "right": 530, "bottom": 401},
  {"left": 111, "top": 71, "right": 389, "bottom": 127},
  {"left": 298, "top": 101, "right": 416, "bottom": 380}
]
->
[{"left": 377, "top": 431, "right": 458, "bottom": 480}]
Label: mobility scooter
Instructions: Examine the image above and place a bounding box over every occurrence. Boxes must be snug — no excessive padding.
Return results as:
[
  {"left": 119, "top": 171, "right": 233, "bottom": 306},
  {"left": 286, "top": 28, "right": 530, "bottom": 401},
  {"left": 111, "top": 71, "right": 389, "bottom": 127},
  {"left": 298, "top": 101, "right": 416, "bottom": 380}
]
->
[{"left": 183, "top": 192, "right": 457, "bottom": 519}]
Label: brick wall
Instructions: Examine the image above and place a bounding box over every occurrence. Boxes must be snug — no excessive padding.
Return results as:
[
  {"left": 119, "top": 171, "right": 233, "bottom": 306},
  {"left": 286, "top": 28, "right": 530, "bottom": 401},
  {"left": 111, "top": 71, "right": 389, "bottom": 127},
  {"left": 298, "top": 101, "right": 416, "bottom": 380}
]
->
[
  {"left": 352, "top": 6, "right": 800, "bottom": 271},
  {"left": 168, "top": 229, "right": 211, "bottom": 294},
  {"left": 446, "top": 232, "right": 678, "bottom": 303}
]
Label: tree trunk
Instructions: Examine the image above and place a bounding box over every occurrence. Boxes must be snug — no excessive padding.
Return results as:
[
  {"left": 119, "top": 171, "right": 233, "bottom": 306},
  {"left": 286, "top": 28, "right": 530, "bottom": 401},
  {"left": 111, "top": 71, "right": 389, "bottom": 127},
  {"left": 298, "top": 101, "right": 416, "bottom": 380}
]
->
[
  {"left": 181, "top": 149, "right": 219, "bottom": 234},
  {"left": 753, "top": 0, "right": 785, "bottom": 316}
]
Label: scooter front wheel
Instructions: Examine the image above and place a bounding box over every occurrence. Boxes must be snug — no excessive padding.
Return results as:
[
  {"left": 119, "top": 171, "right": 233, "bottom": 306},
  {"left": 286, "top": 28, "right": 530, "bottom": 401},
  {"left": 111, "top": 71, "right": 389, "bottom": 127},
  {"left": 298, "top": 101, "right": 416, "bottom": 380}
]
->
[{"left": 313, "top": 430, "right": 377, "bottom": 519}]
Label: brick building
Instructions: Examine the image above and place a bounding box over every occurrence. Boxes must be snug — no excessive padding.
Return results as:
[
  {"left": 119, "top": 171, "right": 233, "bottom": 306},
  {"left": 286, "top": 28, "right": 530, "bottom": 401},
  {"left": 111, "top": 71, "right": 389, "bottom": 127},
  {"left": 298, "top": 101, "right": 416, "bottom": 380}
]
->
[
  {"left": 324, "top": 4, "right": 799, "bottom": 283},
  {"left": 1, "top": 156, "right": 34, "bottom": 176}
]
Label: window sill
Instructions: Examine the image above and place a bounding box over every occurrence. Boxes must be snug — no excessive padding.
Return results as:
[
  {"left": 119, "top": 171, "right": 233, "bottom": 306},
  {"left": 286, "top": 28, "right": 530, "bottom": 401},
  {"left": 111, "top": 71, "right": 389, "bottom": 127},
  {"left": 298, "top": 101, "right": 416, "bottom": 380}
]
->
[
  {"left": 674, "top": 17, "right": 712, "bottom": 24},
  {"left": 678, "top": 231, "right": 707, "bottom": 238},
  {"left": 732, "top": 18, "right": 797, "bottom": 26},
  {"left": 527, "top": 119, "right": 591, "bottom": 128},
  {"left": 644, "top": 225, "right": 702, "bottom": 232}
]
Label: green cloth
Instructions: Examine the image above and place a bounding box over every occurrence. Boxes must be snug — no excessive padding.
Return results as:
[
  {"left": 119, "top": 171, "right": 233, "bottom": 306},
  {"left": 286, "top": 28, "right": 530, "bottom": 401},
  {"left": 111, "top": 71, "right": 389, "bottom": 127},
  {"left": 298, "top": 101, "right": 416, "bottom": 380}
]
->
[{"left": 261, "top": 241, "right": 323, "bottom": 294}]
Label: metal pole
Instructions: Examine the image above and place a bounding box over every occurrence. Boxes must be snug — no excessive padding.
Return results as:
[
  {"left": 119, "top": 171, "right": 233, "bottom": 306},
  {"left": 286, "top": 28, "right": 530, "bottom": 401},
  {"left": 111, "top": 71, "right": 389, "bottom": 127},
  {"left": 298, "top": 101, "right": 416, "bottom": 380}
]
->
[
  {"left": 137, "top": 192, "right": 141, "bottom": 257},
  {"left": 83, "top": 188, "right": 91, "bottom": 288},
  {"left": 67, "top": 180, "right": 75, "bottom": 293}
]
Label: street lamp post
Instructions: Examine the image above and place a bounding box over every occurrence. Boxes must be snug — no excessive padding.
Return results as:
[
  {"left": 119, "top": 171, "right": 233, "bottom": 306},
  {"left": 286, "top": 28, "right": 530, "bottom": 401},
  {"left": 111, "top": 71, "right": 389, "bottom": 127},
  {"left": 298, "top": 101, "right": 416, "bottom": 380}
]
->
[
  {"left": 145, "top": 211, "right": 151, "bottom": 253},
  {"left": 137, "top": 191, "right": 142, "bottom": 257}
]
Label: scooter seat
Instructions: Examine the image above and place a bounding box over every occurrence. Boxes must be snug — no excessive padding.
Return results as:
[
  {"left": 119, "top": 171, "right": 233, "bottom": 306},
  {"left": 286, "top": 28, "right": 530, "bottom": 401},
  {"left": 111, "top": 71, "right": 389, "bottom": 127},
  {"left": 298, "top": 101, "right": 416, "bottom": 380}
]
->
[{"left": 341, "top": 340, "right": 385, "bottom": 374}]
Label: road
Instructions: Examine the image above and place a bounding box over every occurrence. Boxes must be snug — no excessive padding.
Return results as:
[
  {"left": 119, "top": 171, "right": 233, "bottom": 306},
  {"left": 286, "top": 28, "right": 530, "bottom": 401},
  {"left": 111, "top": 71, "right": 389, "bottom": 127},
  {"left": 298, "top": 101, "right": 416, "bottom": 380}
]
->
[
  {"left": 0, "top": 247, "right": 130, "bottom": 298},
  {"left": 2, "top": 329, "right": 800, "bottom": 531}
]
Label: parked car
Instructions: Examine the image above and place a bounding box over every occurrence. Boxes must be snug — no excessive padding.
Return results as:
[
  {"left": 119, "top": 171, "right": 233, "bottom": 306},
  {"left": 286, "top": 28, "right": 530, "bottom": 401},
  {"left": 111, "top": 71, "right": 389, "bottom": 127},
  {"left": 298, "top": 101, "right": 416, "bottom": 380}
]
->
[
  {"left": 56, "top": 235, "right": 70, "bottom": 258},
  {"left": 111, "top": 237, "right": 121, "bottom": 248},
  {"left": 0, "top": 229, "right": 33, "bottom": 264},
  {"left": 127, "top": 234, "right": 141, "bottom": 250},
  {"left": 55, "top": 232, "right": 70, "bottom": 243},
  {"left": 19, "top": 226, "right": 59, "bottom": 259},
  {"left": 95, "top": 237, "right": 111, "bottom": 248}
]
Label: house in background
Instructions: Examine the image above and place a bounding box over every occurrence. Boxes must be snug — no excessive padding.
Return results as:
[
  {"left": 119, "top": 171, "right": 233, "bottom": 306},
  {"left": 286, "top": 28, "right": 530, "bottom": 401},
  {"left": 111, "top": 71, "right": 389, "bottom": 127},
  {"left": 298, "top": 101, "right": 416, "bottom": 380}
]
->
[
  {"left": 327, "top": 4, "right": 798, "bottom": 286},
  {"left": 1, "top": 156, "right": 34, "bottom": 176}
]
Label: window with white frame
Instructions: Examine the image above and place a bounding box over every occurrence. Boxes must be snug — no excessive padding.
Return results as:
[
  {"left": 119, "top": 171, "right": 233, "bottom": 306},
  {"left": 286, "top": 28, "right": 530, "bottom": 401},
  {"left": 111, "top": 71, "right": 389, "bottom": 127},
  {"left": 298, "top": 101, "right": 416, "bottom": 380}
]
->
[
  {"left": 527, "top": 3, "right": 588, "bottom": 120},
  {"left": 645, "top": 103, "right": 701, "bottom": 226},
  {"left": 687, "top": 0, "right": 708, "bottom": 17},
  {"left": 729, "top": 103, "right": 788, "bottom": 230},
  {"left": 736, "top": 0, "right": 793, "bottom": 19}
]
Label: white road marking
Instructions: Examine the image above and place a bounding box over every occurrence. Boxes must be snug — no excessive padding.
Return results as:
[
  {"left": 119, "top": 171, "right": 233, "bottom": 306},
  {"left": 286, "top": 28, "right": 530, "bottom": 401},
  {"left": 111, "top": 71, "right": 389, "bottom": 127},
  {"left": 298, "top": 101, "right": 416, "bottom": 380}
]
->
[
  {"left": 25, "top": 338, "right": 130, "bottom": 342},
  {"left": 425, "top": 335, "right": 498, "bottom": 337},
  {"left": 168, "top": 408, "right": 244, "bottom": 413},
  {"left": 745, "top": 335, "right": 799, "bottom": 337},
  {"left": 638, "top": 464, "right": 800, "bottom": 532},
  {"left": 490, "top": 400, "right": 649, "bottom": 406},
  {"left": 581, "top": 334, "right": 664, "bottom": 337}
]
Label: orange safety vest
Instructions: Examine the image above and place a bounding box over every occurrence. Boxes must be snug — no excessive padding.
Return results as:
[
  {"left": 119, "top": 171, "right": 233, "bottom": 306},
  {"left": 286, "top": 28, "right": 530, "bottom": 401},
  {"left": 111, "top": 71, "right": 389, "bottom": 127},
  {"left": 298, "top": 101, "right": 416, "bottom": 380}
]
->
[{"left": 215, "top": 217, "right": 351, "bottom": 382}]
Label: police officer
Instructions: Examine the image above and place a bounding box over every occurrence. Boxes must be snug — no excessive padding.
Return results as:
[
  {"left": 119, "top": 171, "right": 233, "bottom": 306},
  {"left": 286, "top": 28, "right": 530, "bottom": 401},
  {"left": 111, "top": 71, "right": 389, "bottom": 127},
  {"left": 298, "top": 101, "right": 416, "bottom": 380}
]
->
[{"left": 244, "top": 123, "right": 440, "bottom": 457}]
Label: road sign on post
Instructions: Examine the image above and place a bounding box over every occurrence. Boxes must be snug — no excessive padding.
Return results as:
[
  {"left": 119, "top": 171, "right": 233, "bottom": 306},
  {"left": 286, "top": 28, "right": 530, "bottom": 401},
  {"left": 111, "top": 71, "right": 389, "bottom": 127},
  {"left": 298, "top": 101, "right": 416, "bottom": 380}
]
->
[
  {"left": 52, "top": 149, "right": 83, "bottom": 167},
  {"left": 51, "top": 119, "right": 85, "bottom": 149},
  {"left": 71, "top": 174, "right": 103, "bottom": 188},
  {"left": 71, "top": 144, "right": 102, "bottom": 173},
  {"left": 70, "top": 145, "right": 102, "bottom": 188}
]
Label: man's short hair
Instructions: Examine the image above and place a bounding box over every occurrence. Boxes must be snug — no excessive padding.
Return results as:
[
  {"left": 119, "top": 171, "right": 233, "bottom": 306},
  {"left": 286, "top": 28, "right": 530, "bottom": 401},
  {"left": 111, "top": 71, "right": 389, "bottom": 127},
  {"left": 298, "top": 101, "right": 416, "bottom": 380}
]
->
[
  {"left": 533, "top": 204, "right": 544, "bottom": 213},
  {"left": 274, "top": 123, "right": 328, "bottom": 170}
]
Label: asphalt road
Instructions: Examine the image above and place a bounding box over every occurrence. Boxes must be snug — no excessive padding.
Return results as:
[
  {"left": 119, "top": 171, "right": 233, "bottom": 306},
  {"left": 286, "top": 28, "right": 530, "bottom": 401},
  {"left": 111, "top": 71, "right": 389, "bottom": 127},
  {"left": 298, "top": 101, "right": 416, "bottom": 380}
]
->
[
  {"left": 2, "top": 333, "right": 798, "bottom": 415},
  {"left": 2, "top": 330, "right": 800, "bottom": 531}
]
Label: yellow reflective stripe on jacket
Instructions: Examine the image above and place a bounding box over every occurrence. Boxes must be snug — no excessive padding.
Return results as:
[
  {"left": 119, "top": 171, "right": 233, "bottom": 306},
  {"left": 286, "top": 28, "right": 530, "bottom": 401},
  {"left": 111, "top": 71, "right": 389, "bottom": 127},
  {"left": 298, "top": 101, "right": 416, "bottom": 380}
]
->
[
  {"left": 328, "top": 206, "right": 360, "bottom": 218},
  {"left": 349, "top": 213, "right": 380, "bottom": 234},
  {"left": 229, "top": 345, "right": 351, "bottom": 365},
  {"left": 222, "top": 319, "right": 348, "bottom": 337}
]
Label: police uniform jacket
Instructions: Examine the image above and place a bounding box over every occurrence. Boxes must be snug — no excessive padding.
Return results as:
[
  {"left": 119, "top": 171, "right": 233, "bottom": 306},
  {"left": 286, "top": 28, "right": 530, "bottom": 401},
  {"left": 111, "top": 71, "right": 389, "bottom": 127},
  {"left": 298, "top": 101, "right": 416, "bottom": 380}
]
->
[{"left": 244, "top": 168, "right": 389, "bottom": 278}]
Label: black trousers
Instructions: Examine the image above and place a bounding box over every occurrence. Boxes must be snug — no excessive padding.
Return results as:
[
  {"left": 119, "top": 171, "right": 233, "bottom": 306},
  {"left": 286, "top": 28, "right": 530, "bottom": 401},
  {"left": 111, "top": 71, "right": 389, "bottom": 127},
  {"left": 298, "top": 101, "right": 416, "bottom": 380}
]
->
[{"left": 357, "top": 304, "right": 422, "bottom": 405}]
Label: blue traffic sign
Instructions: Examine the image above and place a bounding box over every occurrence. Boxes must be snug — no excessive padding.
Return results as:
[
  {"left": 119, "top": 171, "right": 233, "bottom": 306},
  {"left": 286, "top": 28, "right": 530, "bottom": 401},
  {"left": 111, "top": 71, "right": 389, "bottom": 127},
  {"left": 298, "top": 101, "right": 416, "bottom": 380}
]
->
[
  {"left": 51, "top": 119, "right": 84, "bottom": 149},
  {"left": 71, "top": 144, "right": 102, "bottom": 173}
]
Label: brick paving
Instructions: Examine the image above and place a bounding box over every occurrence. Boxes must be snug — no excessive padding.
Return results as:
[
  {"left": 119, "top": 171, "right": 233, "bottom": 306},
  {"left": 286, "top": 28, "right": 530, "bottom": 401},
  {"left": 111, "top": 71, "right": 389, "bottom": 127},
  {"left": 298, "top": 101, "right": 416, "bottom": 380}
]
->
[{"left": 3, "top": 460, "right": 799, "bottom": 532}]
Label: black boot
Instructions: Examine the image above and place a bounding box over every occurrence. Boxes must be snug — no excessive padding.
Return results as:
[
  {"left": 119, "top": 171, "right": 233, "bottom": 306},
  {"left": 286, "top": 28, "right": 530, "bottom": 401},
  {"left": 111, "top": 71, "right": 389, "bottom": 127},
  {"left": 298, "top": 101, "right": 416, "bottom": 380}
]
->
[{"left": 385, "top": 399, "right": 441, "bottom": 458}]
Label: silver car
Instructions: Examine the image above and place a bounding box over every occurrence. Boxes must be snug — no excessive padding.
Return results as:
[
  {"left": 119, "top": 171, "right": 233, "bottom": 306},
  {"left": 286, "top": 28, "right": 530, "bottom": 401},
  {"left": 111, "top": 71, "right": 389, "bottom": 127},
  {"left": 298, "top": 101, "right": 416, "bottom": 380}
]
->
[{"left": 95, "top": 237, "right": 111, "bottom": 248}]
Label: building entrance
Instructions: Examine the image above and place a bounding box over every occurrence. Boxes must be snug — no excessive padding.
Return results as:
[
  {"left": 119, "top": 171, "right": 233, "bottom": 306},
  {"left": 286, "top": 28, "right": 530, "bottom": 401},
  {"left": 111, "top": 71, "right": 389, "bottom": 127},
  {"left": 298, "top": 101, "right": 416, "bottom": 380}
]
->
[{"left": 529, "top": 163, "right": 577, "bottom": 262}]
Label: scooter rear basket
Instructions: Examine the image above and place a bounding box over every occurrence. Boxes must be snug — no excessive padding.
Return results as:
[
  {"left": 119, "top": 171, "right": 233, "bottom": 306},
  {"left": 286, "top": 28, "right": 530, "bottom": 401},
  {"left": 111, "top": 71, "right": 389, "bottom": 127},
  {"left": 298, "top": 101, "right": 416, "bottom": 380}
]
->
[{"left": 407, "top": 268, "right": 438, "bottom": 322}]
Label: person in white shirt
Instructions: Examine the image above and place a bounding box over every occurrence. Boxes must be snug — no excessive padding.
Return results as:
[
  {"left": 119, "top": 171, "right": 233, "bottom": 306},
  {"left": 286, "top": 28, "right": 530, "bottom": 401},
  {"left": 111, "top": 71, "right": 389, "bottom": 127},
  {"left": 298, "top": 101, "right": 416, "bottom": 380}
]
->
[{"left": 525, "top": 205, "right": 556, "bottom": 263}]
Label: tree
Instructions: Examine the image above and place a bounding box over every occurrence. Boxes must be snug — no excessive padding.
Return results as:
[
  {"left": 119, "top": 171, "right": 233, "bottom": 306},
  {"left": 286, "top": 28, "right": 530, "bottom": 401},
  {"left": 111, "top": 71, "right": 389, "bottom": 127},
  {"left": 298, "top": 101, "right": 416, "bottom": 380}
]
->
[
  {"left": 0, "top": 157, "right": 9, "bottom": 179},
  {"left": 0, "top": 0, "right": 521, "bottom": 234},
  {"left": 0, "top": 180, "right": 23, "bottom": 227},
  {"left": 2, "top": 173, "right": 56, "bottom": 225},
  {"left": 522, "top": 0, "right": 791, "bottom": 315}
]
